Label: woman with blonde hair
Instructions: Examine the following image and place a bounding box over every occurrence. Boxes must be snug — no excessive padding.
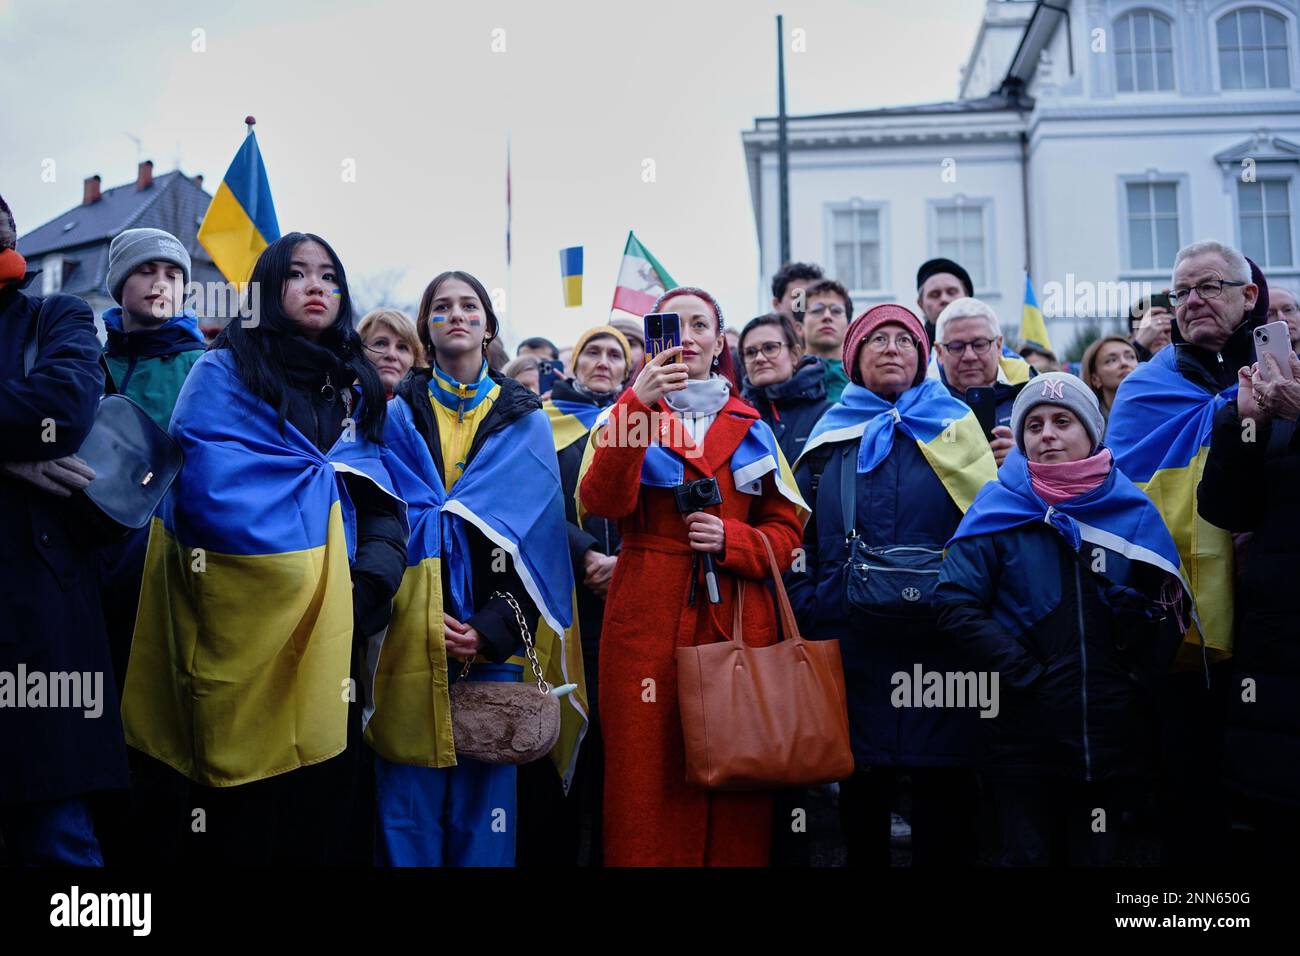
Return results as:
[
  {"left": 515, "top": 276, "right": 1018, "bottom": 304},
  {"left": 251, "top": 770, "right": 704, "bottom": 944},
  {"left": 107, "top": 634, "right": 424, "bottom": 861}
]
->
[
  {"left": 1080, "top": 334, "right": 1138, "bottom": 419},
  {"left": 358, "top": 308, "right": 423, "bottom": 398}
]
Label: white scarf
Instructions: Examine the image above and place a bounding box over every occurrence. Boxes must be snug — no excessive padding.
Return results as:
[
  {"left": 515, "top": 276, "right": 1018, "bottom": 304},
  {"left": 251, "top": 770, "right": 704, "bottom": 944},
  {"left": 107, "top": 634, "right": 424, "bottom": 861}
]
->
[{"left": 664, "top": 376, "right": 730, "bottom": 445}]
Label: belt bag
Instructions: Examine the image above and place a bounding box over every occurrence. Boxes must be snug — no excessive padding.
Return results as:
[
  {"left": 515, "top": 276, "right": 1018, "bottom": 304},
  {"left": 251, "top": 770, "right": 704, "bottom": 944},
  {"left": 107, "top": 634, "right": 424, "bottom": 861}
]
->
[{"left": 839, "top": 445, "right": 943, "bottom": 618}]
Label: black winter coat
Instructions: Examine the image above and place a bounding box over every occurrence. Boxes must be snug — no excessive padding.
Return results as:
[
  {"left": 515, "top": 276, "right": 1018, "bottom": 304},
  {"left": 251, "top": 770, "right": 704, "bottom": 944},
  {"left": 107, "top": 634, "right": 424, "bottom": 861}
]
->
[
  {"left": 785, "top": 431, "right": 976, "bottom": 768},
  {"left": 395, "top": 367, "right": 543, "bottom": 665},
  {"left": 548, "top": 379, "right": 619, "bottom": 692},
  {"left": 0, "top": 277, "right": 130, "bottom": 804},
  {"left": 743, "top": 356, "right": 831, "bottom": 466},
  {"left": 1199, "top": 400, "right": 1300, "bottom": 807},
  {"left": 936, "top": 515, "right": 1182, "bottom": 783}
]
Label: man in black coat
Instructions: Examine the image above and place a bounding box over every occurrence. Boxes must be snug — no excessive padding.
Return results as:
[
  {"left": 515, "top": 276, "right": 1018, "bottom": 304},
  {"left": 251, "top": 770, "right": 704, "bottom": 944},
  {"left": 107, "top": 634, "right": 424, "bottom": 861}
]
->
[
  {"left": 1198, "top": 300, "right": 1300, "bottom": 861},
  {"left": 0, "top": 193, "right": 129, "bottom": 864}
]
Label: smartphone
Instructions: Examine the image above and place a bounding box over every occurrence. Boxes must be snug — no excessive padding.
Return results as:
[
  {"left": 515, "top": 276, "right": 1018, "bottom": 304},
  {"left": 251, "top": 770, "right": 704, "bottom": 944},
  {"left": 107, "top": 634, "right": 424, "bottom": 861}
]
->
[
  {"left": 643, "top": 312, "right": 681, "bottom": 360},
  {"left": 537, "top": 359, "right": 564, "bottom": 395},
  {"left": 965, "top": 386, "right": 999, "bottom": 440},
  {"left": 1253, "top": 320, "right": 1294, "bottom": 376}
]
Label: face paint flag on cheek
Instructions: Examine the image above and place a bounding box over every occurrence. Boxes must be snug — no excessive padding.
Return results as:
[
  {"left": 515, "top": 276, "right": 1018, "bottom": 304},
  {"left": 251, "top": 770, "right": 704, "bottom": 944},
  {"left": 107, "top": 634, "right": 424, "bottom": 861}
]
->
[{"left": 331, "top": 289, "right": 341, "bottom": 298}]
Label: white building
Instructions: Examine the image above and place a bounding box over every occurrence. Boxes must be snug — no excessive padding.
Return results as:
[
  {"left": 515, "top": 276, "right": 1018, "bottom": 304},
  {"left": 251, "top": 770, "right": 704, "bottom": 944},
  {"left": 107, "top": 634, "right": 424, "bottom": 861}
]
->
[{"left": 742, "top": 0, "right": 1300, "bottom": 352}]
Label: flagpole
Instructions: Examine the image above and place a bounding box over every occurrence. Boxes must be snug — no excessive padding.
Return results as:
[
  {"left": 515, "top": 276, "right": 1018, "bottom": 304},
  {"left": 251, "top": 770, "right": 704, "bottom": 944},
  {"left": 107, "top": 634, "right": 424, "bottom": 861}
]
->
[
  {"left": 776, "top": 15, "right": 790, "bottom": 265},
  {"left": 245, "top": 115, "right": 255, "bottom": 136},
  {"left": 505, "top": 134, "right": 513, "bottom": 352}
]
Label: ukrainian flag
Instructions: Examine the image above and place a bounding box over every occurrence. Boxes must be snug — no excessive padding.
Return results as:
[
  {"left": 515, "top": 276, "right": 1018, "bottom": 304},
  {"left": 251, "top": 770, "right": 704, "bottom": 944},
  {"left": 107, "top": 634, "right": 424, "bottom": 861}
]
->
[
  {"left": 372, "top": 395, "right": 584, "bottom": 780},
  {"left": 798, "top": 378, "right": 997, "bottom": 513},
  {"left": 1107, "top": 348, "right": 1236, "bottom": 664},
  {"left": 198, "top": 131, "right": 281, "bottom": 285},
  {"left": 543, "top": 398, "right": 601, "bottom": 454},
  {"left": 1019, "top": 272, "right": 1052, "bottom": 353},
  {"left": 121, "top": 350, "right": 405, "bottom": 787},
  {"left": 560, "top": 246, "right": 583, "bottom": 308}
]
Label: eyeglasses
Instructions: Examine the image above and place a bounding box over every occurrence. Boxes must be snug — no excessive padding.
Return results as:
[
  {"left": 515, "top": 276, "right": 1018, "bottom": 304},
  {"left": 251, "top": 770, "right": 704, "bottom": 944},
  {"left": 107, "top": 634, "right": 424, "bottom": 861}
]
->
[
  {"left": 742, "top": 341, "right": 789, "bottom": 363},
  {"left": 1271, "top": 304, "right": 1298, "bottom": 317},
  {"left": 807, "top": 303, "right": 847, "bottom": 319},
  {"left": 1169, "top": 280, "right": 1246, "bottom": 306},
  {"left": 865, "top": 332, "right": 918, "bottom": 353},
  {"left": 941, "top": 337, "right": 994, "bottom": 356}
]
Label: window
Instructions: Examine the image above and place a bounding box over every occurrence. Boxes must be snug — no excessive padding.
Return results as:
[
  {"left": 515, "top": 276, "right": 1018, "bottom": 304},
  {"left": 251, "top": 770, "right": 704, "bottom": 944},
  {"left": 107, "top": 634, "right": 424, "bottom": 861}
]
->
[
  {"left": 1217, "top": 7, "right": 1292, "bottom": 90},
  {"left": 932, "top": 203, "right": 987, "bottom": 288},
  {"left": 831, "top": 207, "right": 882, "bottom": 290},
  {"left": 1239, "top": 178, "right": 1293, "bottom": 266},
  {"left": 1126, "top": 182, "right": 1180, "bottom": 270},
  {"left": 1114, "top": 11, "right": 1176, "bottom": 92},
  {"left": 41, "top": 254, "right": 63, "bottom": 295}
]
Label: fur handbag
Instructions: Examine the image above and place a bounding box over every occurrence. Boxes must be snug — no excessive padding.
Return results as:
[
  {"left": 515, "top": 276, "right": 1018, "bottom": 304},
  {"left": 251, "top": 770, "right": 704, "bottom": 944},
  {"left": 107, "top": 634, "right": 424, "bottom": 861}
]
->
[{"left": 449, "top": 591, "right": 561, "bottom": 765}]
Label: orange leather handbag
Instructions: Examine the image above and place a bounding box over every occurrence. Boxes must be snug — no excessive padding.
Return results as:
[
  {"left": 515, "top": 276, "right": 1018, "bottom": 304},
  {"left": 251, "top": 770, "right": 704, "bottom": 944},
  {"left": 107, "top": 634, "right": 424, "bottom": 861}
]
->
[{"left": 676, "top": 531, "right": 854, "bottom": 790}]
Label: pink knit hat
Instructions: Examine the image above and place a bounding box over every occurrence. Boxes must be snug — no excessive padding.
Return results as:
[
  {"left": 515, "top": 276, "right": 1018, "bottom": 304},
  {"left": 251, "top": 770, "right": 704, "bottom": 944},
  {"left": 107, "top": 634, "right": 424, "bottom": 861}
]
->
[{"left": 843, "top": 304, "right": 929, "bottom": 387}]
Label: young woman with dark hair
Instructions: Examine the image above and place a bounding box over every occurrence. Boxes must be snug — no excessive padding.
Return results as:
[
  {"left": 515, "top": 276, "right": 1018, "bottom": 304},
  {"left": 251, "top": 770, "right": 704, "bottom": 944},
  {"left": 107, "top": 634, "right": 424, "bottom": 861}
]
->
[
  {"left": 121, "top": 233, "right": 409, "bottom": 865},
  {"left": 367, "top": 269, "right": 576, "bottom": 867}
]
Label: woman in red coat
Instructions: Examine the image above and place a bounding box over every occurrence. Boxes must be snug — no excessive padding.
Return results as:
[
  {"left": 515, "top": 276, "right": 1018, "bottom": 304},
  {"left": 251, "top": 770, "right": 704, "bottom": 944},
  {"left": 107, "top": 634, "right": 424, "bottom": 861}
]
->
[{"left": 579, "top": 286, "right": 806, "bottom": 866}]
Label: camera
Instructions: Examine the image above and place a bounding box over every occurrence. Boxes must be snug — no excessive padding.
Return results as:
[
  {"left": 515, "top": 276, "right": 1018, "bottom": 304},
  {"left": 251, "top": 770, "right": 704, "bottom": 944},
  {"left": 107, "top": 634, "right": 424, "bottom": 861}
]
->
[{"left": 673, "top": 477, "right": 723, "bottom": 513}]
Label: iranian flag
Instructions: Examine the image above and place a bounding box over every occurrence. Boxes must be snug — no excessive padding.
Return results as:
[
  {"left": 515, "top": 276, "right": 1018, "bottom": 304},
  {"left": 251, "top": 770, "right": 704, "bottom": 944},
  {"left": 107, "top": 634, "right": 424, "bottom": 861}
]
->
[{"left": 610, "top": 231, "right": 676, "bottom": 321}]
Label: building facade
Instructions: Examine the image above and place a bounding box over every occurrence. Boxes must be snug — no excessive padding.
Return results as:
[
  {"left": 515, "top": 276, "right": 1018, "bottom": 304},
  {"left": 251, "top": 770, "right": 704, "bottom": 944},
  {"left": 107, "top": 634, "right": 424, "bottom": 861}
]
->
[{"left": 743, "top": 0, "right": 1300, "bottom": 350}]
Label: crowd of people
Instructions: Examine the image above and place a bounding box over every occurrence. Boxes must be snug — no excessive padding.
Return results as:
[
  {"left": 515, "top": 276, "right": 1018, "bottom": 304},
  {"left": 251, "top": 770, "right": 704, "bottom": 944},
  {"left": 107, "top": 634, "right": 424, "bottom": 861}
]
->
[{"left": 3, "top": 183, "right": 1299, "bottom": 867}]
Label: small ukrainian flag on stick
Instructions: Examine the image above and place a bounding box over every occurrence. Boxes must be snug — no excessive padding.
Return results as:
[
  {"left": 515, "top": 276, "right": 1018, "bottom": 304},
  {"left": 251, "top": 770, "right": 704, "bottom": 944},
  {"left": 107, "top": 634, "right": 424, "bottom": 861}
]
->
[{"left": 560, "top": 246, "right": 583, "bottom": 307}]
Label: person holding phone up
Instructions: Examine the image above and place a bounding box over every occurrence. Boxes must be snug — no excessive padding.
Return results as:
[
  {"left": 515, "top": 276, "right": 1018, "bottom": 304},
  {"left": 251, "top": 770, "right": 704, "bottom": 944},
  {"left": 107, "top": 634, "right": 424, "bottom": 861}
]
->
[
  {"left": 1198, "top": 308, "right": 1300, "bottom": 863},
  {"left": 577, "top": 286, "right": 806, "bottom": 867}
]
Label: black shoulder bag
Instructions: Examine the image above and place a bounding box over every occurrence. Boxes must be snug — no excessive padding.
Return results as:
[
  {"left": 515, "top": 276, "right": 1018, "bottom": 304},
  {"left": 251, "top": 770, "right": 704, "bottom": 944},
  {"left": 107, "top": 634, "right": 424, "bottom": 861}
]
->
[
  {"left": 839, "top": 441, "right": 945, "bottom": 619},
  {"left": 24, "top": 302, "right": 184, "bottom": 540}
]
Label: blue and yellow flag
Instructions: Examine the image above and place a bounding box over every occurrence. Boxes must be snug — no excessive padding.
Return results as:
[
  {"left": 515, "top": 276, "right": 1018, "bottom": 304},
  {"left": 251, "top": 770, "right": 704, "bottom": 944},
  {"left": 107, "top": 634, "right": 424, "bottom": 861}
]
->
[
  {"left": 198, "top": 130, "right": 281, "bottom": 285},
  {"left": 560, "top": 246, "right": 583, "bottom": 308},
  {"left": 543, "top": 398, "right": 602, "bottom": 454},
  {"left": 1106, "top": 348, "right": 1236, "bottom": 663},
  {"left": 951, "top": 448, "right": 1188, "bottom": 584},
  {"left": 121, "top": 350, "right": 405, "bottom": 787},
  {"left": 371, "top": 395, "right": 584, "bottom": 779},
  {"left": 799, "top": 378, "right": 997, "bottom": 512},
  {"left": 1019, "top": 272, "right": 1052, "bottom": 354},
  {"left": 577, "top": 403, "right": 809, "bottom": 524}
]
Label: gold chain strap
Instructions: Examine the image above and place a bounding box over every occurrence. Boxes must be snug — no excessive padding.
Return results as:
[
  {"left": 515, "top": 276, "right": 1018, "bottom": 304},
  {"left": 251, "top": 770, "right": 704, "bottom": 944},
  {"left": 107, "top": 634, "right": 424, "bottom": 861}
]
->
[{"left": 454, "top": 591, "right": 551, "bottom": 694}]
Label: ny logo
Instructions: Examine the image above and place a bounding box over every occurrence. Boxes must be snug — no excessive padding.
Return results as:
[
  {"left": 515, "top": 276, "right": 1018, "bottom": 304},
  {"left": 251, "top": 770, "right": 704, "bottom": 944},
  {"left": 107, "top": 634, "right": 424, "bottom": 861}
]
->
[{"left": 1041, "top": 380, "right": 1066, "bottom": 400}]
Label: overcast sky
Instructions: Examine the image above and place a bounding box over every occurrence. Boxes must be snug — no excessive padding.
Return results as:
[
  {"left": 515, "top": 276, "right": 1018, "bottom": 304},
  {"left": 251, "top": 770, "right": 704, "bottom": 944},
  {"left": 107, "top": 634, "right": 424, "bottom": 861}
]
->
[{"left": 0, "top": 0, "right": 986, "bottom": 348}]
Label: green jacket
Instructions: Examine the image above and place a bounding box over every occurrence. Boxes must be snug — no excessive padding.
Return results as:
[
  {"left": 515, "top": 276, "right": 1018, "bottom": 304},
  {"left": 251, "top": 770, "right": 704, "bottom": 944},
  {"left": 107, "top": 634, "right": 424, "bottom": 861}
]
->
[{"left": 102, "top": 307, "right": 205, "bottom": 430}]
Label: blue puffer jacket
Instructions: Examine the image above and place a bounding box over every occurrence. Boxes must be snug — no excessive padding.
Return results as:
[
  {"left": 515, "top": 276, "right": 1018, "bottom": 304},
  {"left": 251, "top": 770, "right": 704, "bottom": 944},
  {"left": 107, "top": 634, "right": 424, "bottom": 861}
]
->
[
  {"left": 935, "top": 519, "right": 1182, "bottom": 783},
  {"left": 786, "top": 434, "right": 976, "bottom": 768}
]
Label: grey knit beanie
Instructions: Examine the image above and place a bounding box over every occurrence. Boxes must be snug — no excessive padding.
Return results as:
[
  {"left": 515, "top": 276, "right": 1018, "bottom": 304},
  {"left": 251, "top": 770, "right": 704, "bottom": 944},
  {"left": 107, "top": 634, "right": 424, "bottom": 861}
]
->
[
  {"left": 1010, "top": 371, "right": 1105, "bottom": 453},
  {"left": 107, "top": 228, "right": 191, "bottom": 304}
]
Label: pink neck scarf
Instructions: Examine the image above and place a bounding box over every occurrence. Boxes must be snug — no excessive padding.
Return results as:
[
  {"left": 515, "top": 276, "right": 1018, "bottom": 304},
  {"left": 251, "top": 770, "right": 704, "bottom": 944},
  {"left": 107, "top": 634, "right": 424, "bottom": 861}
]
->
[{"left": 1027, "top": 448, "right": 1113, "bottom": 505}]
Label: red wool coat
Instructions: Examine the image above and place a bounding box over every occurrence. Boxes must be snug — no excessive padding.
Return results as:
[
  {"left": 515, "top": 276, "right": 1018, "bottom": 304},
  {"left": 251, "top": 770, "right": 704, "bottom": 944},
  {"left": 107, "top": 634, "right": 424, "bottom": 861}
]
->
[{"left": 580, "top": 389, "right": 804, "bottom": 866}]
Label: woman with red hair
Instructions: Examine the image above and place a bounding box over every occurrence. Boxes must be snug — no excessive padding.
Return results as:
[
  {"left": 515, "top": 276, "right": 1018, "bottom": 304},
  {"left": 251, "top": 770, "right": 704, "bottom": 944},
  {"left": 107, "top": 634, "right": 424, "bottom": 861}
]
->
[{"left": 578, "top": 287, "right": 805, "bottom": 866}]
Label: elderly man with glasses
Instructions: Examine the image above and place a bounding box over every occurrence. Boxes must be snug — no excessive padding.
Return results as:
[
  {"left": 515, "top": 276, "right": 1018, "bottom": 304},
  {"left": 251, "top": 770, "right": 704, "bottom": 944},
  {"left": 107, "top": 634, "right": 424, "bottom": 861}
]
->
[
  {"left": 1107, "top": 239, "right": 1274, "bottom": 865},
  {"left": 934, "top": 298, "right": 1030, "bottom": 466}
]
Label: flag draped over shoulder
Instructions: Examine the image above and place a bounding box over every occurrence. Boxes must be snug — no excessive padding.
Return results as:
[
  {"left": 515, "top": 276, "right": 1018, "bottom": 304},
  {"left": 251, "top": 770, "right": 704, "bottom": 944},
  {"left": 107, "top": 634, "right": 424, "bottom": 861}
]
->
[
  {"left": 370, "top": 396, "right": 581, "bottom": 775},
  {"left": 576, "top": 402, "right": 809, "bottom": 524},
  {"left": 121, "top": 350, "right": 405, "bottom": 787},
  {"left": 543, "top": 398, "right": 602, "bottom": 454},
  {"left": 197, "top": 130, "right": 281, "bottom": 285},
  {"left": 1106, "top": 347, "right": 1237, "bottom": 660},
  {"left": 798, "top": 379, "right": 997, "bottom": 513},
  {"left": 950, "top": 449, "right": 1188, "bottom": 586}
]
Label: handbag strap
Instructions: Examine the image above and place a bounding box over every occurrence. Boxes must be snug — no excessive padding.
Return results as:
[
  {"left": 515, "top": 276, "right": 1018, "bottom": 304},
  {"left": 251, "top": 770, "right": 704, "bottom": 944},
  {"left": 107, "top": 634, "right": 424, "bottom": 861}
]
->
[
  {"left": 839, "top": 441, "right": 857, "bottom": 541},
  {"left": 454, "top": 591, "right": 551, "bottom": 694},
  {"left": 731, "top": 529, "right": 804, "bottom": 644}
]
